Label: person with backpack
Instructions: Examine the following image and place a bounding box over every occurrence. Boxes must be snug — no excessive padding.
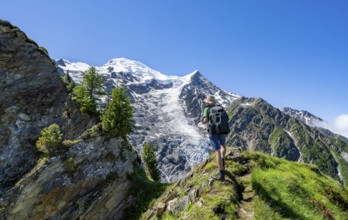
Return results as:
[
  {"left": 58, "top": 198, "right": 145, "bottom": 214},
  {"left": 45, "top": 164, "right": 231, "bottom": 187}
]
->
[{"left": 202, "top": 95, "right": 230, "bottom": 181}]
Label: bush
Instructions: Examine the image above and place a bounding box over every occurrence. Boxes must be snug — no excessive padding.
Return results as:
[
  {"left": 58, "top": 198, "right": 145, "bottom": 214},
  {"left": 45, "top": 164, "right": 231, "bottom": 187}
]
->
[
  {"left": 142, "top": 143, "right": 161, "bottom": 181},
  {"left": 36, "top": 124, "right": 62, "bottom": 156},
  {"left": 62, "top": 139, "right": 82, "bottom": 147},
  {"left": 101, "top": 86, "right": 133, "bottom": 137},
  {"left": 64, "top": 157, "right": 78, "bottom": 173}
]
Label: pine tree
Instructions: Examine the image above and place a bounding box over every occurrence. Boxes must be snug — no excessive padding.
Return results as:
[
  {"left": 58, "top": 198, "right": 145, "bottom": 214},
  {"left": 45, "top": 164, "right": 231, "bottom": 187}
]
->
[
  {"left": 101, "top": 85, "right": 133, "bottom": 137},
  {"left": 82, "top": 66, "right": 104, "bottom": 104},
  {"left": 142, "top": 143, "right": 161, "bottom": 181},
  {"left": 62, "top": 70, "right": 76, "bottom": 91},
  {"left": 72, "top": 66, "right": 104, "bottom": 115}
]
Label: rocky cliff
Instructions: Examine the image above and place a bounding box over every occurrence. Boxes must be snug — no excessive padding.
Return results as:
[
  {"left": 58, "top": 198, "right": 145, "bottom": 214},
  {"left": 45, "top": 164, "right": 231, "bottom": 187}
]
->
[
  {"left": 0, "top": 19, "right": 68, "bottom": 191},
  {"left": 0, "top": 20, "right": 145, "bottom": 219},
  {"left": 0, "top": 19, "right": 98, "bottom": 193}
]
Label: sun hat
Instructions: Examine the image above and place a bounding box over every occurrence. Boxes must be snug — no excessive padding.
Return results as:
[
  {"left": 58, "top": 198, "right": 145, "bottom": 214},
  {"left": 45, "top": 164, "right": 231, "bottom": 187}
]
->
[{"left": 203, "top": 95, "right": 216, "bottom": 105}]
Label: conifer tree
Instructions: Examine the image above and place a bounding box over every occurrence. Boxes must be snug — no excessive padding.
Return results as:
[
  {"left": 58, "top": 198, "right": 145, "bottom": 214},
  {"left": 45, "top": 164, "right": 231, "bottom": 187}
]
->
[
  {"left": 101, "top": 85, "right": 133, "bottom": 137},
  {"left": 142, "top": 143, "right": 161, "bottom": 181},
  {"left": 62, "top": 70, "right": 76, "bottom": 91},
  {"left": 72, "top": 66, "right": 104, "bottom": 115}
]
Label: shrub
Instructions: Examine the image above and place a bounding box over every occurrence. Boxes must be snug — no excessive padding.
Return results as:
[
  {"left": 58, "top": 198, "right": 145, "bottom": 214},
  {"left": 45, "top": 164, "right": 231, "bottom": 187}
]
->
[
  {"left": 101, "top": 86, "right": 133, "bottom": 137},
  {"left": 62, "top": 139, "right": 82, "bottom": 147},
  {"left": 142, "top": 143, "right": 161, "bottom": 181},
  {"left": 36, "top": 124, "right": 62, "bottom": 156},
  {"left": 64, "top": 157, "right": 78, "bottom": 173}
]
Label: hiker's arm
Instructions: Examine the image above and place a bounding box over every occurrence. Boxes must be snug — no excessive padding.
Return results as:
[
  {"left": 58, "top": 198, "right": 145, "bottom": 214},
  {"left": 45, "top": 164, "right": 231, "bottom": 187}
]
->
[{"left": 202, "top": 107, "right": 209, "bottom": 124}]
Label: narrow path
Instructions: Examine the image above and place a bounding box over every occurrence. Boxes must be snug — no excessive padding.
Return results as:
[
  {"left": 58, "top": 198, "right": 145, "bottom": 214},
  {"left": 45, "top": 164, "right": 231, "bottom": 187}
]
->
[
  {"left": 225, "top": 149, "right": 256, "bottom": 219},
  {"left": 237, "top": 173, "right": 255, "bottom": 220}
]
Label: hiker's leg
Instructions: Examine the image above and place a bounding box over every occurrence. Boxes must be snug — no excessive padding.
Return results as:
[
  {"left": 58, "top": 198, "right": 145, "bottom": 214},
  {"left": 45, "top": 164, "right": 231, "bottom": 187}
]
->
[
  {"left": 215, "top": 150, "right": 223, "bottom": 171},
  {"left": 219, "top": 134, "right": 227, "bottom": 160},
  {"left": 209, "top": 135, "right": 223, "bottom": 171},
  {"left": 220, "top": 145, "right": 226, "bottom": 169},
  {"left": 220, "top": 145, "right": 226, "bottom": 159}
]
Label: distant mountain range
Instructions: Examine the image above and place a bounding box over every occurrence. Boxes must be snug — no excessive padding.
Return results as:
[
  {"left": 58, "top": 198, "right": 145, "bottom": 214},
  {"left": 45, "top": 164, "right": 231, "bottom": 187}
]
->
[{"left": 57, "top": 58, "right": 348, "bottom": 185}]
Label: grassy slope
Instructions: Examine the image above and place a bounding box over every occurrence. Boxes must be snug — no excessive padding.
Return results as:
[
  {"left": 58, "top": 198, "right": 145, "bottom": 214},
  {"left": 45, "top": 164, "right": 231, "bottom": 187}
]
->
[
  {"left": 245, "top": 151, "right": 348, "bottom": 220},
  {"left": 141, "top": 150, "right": 348, "bottom": 220}
]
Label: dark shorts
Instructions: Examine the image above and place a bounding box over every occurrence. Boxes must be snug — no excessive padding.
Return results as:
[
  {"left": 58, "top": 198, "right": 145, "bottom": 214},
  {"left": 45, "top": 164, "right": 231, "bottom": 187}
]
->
[{"left": 209, "top": 134, "right": 226, "bottom": 151}]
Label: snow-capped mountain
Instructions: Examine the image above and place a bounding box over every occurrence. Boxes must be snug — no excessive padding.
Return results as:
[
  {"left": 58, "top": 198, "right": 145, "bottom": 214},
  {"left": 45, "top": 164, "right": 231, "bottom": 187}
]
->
[
  {"left": 280, "top": 107, "right": 324, "bottom": 127},
  {"left": 281, "top": 107, "right": 348, "bottom": 142},
  {"left": 57, "top": 58, "right": 240, "bottom": 182}
]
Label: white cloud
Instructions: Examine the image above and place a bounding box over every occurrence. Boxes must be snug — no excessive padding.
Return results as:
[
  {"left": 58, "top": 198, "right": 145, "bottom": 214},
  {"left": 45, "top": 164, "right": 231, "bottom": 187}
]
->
[{"left": 317, "top": 114, "right": 348, "bottom": 138}]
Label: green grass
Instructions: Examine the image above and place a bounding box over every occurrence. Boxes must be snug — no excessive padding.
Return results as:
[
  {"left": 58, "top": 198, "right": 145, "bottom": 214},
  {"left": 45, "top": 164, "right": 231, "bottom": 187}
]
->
[
  {"left": 139, "top": 150, "right": 348, "bottom": 220},
  {"left": 182, "top": 180, "right": 239, "bottom": 220},
  {"left": 124, "top": 165, "right": 168, "bottom": 220},
  {"left": 253, "top": 196, "right": 286, "bottom": 220},
  {"left": 140, "top": 152, "right": 245, "bottom": 219},
  {"left": 245, "top": 151, "right": 348, "bottom": 220}
]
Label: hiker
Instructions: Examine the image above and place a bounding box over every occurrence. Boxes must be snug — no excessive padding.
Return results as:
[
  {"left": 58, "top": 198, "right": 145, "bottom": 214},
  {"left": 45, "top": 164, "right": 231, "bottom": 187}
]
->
[{"left": 202, "top": 95, "right": 229, "bottom": 181}]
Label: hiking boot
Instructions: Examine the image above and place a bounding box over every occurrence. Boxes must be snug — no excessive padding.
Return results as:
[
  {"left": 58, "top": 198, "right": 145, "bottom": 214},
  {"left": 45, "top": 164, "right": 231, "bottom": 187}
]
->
[{"left": 213, "top": 171, "right": 225, "bottom": 181}]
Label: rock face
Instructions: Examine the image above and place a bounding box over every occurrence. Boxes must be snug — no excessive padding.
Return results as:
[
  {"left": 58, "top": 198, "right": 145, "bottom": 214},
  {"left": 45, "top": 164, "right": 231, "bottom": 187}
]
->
[
  {"left": 0, "top": 20, "right": 70, "bottom": 191},
  {"left": 280, "top": 107, "right": 324, "bottom": 126},
  {"left": 0, "top": 20, "right": 140, "bottom": 219},
  {"left": 2, "top": 136, "right": 138, "bottom": 220},
  {"left": 226, "top": 97, "right": 348, "bottom": 185},
  {"left": 281, "top": 107, "right": 348, "bottom": 143}
]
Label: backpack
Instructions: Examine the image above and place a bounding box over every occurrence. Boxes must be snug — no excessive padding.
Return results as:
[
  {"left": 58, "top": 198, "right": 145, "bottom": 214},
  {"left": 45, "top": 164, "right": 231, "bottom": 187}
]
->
[{"left": 208, "top": 105, "right": 230, "bottom": 135}]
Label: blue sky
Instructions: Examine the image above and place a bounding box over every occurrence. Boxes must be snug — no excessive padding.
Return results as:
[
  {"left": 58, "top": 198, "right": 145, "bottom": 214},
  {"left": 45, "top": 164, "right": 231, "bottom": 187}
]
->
[{"left": 2, "top": 0, "right": 348, "bottom": 135}]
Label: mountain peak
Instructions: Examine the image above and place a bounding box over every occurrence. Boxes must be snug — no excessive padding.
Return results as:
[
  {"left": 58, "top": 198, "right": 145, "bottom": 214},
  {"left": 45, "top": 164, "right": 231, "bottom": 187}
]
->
[{"left": 280, "top": 107, "right": 324, "bottom": 125}]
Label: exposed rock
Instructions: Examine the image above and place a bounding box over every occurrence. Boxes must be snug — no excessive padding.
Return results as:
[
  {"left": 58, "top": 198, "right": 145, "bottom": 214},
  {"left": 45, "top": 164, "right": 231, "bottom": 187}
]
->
[
  {"left": 156, "top": 202, "right": 166, "bottom": 216},
  {"left": 341, "top": 152, "right": 348, "bottom": 162},
  {"left": 2, "top": 136, "right": 138, "bottom": 220},
  {"left": 0, "top": 19, "right": 67, "bottom": 191},
  {"left": 0, "top": 19, "right": 97, "bottom": 193}
]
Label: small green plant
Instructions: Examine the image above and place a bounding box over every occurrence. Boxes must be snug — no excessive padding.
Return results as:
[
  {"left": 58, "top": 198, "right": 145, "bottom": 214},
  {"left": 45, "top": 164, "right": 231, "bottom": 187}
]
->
[
  {"left": 82, "top": 124, "right": 102, "bottom": 139},
  {"left": 62, "top": 139, "right": 82, "bottom": 147},
  {"left": 64, "top": 157, "right": 78, "bottom": 173},
  {"left": 142, "top": 143, "right": 161, "bottom": 181},
  {"left": 38, "top": 46, "right": 49, "bottom": 55},
  {"left": 36, "top": 124, "right": 63, "bottom": 157},
  {"left": 101, "top": 86, "right": 133, "bottom": 137}
]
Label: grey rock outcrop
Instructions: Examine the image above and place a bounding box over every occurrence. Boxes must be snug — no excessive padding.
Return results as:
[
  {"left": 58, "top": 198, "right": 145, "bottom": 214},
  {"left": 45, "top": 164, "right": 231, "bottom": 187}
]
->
[
  {"left": 2, "top": 136, "right": 138, "bottom": 220},
  {"left": 0, "top": 19, "right": 68, "bottom": 191}
]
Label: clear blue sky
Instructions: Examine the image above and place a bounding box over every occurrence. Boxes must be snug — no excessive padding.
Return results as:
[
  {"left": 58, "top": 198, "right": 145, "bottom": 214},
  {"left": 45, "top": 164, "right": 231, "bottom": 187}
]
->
[{"left": 2, "top": 0, "right": 348, "bottom": 122}]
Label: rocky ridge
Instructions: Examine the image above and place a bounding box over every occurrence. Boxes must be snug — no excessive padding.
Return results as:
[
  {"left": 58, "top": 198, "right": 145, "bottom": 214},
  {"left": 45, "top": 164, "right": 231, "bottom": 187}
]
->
[
  {"left": 226, "top": 97, "right": 348, "bottom": 186},
  {"left": 142, "top": 150, "right": 348, "bottom": 219}
]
